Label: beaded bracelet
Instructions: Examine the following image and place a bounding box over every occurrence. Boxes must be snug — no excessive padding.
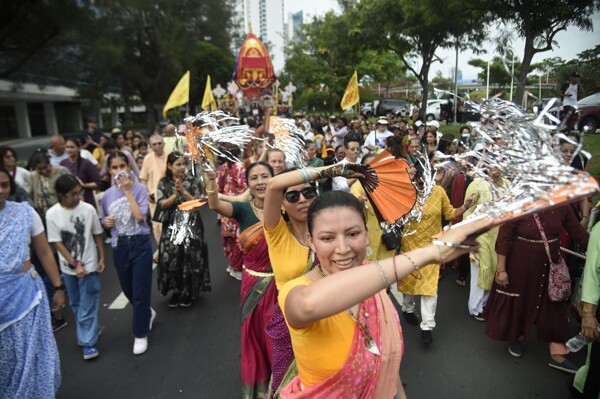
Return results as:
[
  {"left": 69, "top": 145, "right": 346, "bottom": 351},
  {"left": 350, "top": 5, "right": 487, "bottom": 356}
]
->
[
  {"left": 374, "top": 260, "right": 392, "bottom": 287},
  {"left": 400, "top": 252, "right": 419, "bottom": 270}
]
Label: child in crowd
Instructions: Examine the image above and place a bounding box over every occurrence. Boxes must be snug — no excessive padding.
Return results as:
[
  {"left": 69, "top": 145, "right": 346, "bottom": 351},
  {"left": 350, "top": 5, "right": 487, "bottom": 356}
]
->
[
  {"left": 46, "top": 174, "right": 105, "bottom": 360},
  {"left": 102, "top": 151, "right": 155, "bottom": 355}
]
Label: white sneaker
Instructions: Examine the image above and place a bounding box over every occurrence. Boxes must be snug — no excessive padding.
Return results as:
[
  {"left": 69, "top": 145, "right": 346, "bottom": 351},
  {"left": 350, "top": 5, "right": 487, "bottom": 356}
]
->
[
  {"left": 149, "top": 308, "right": 156, "bottom": 331},
  {"left": 133, "top": 337, "right": 148, "bottom": 355}
]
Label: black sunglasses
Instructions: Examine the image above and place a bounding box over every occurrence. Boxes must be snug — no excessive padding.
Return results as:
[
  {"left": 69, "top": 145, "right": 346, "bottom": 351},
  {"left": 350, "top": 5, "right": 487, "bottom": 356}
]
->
[{"left": 284, "top": 187, "right": 318, "bottom": 203}]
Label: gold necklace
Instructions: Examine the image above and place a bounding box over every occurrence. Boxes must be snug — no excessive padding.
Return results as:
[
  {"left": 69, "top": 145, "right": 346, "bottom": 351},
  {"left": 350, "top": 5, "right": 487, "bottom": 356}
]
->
[{"left": 251, "top": 200, "right": 264, "bottom": 215}]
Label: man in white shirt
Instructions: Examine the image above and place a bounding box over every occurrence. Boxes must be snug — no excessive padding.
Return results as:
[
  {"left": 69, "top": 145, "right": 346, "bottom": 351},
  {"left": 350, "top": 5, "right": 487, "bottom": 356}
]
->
[
  {"left": 560, "top": 72, "right": 584, "bottom": 131},
  {"left": 363, "top": 118, "right": 393, "bottom": 152},
  {"left": 332, "top": 137, "right": 362, "bottom": 192},
  {"left": 48, "top": 135, "right": 97, "bottom": 166},
  {"left": 329, "top": 116, "right": 349, "bottom": 148}
]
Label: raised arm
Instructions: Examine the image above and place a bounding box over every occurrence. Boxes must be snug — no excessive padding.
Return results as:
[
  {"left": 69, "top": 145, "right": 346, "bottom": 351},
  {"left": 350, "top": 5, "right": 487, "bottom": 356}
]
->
[
  {"left": 263, "top": 163, "right": 366, "bottom": 230},
  {"left": 283, "top": 216, "right": 492, "bottom": 328},
  {"left": 205, "top": 168, "right": 235, "bottom": 218}
]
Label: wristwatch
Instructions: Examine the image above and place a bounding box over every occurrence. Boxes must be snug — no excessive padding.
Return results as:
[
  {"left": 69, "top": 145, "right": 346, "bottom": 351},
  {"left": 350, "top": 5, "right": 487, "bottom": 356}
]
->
[{"left": 54, "top": 284, "right": 66, "bottom": 291}]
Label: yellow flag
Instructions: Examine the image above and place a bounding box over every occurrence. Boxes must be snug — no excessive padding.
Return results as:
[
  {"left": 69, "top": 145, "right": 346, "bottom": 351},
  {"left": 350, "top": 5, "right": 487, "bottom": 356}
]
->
[
  {"left": 202, "top": 75, "right": 218, "bottom": 111},
  {"left": 340, "top": 70, "right": 359, "bottom": 110},
  {"left": 162, "top": 70, "right": 190, "bottom": 117}
]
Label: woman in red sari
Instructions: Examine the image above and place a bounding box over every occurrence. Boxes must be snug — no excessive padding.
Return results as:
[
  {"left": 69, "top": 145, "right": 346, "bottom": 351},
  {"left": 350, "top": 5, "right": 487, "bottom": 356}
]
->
[
  {"left": 207, "top": 161, "right": 275, "bottom": 399},
  {"left": 278, "top": 190, "right": 491, "bottom": 398}
]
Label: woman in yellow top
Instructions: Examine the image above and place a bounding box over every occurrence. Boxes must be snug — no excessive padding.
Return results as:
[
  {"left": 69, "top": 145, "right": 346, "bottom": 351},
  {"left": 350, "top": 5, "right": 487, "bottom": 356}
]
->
[
  {"left": 397, "top": 163, "right": 475, "bottom": 344},
  {"left": 278, "top": 190, "right": 491, "bottom": 398},
  {"left": 262, "top": 162, "right": 365, "bottom": 398},
  {"left": 350, "top": 153, "right": 395, "bottom": 261}
]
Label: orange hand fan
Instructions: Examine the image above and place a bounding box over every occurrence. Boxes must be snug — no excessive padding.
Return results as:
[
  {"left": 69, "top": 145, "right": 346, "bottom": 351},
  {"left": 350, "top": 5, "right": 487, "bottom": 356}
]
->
[
  {"left": 178, "top": 199, "right": 207, "bottom": 211},
  {"left": 358, "top": 150, "right": 417, "bottom": 224}
]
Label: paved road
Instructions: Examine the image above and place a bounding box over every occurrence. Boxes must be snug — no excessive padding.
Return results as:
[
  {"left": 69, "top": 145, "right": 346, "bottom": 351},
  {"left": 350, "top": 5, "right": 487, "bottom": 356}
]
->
[{"left": 55, "top": 207, "right": 585, "bottom": 398}]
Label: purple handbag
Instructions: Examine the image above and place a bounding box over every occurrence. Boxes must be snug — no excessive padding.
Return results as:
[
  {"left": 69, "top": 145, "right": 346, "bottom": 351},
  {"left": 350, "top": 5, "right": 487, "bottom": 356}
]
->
[{"left": 534, "top": 214, "right": 571, "bottom": 302}]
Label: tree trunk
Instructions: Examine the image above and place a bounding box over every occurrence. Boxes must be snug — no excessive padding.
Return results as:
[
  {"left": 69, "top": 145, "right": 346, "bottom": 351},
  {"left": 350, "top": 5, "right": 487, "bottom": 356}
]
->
[
  {"left": 516, "top": 37, "right": 536, "bottom": 107},
  {"left": 123, "top": 96, "right": 132, "bottom": 126},
  {"left": 419, "top": 63, "right": 431, "bottom": 120},
  {"left": 144, "top": 96, "right": 157, "bottom": 132}
]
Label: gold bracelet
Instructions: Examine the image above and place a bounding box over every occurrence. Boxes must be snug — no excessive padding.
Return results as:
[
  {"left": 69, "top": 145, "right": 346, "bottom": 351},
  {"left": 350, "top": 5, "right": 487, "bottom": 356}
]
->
[{"left": 205, "top": 188, "right": 218, "bottom": 195}]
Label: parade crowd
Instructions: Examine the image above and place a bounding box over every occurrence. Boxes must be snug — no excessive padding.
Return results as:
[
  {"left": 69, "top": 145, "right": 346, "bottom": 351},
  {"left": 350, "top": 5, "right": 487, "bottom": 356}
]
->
[{"left": 0, "top": 109, "right": 599, "bottom": 399}]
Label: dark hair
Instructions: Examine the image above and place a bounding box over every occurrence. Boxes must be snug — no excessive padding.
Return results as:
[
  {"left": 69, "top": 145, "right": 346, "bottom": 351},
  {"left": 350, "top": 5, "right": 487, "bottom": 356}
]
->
[
  {"left": 437, "top": 133, "right": 456, "bottom": 155},
  {"left": 102, "top": 140, "right": 117, "bottom": 151},
  {"left": 106, "top": 151, "right": 129, "bottom": 168},
  {"left": 111, "top": 132, "right": 125, "bottom": 142},
  {"left": 30, "top": 152, "right": 50, "bottom": 170},
  {"left": 344, "top": 136, "right": 360, "bottom": 148},
  {"left": 245, "top": 161, "right": 274, "bottom": 181},
  {"left": 339, "top": 117, "right": 348, "bottom": 127},
  {"left": 165, "top": 152, "right": 184, "bottom": 180},
  {"left": 361, "top": 153, "right": 377, "bottom": 165},
  {"left": 335, "top": 145, "right": 344, "bottom": 153},
  {"left": 137, "top": 141, "right": 148, "bottom": 149},
  {"left": 55, "top": 174, "right": 80, "bottom": 200},
  {"left": 307, "top": 191, "right": 366, "bottom": 234},
  {"left": 65, "top": 137, "right": 81, "bottom": 147},
  {"left": 0, "top": 166, "right": 16, "bottom": 195},
  {"left": 304, "top": 140, "right": 315, "bottom": 150},
  {"left": 460, "top": 125, "right": 471, "bottom": 134},
  {"left": 0, "top": 146, "right": 18, "bottom": 165},
  {"left": 385, "top": 136, "right": 403, "bottom": 159}
]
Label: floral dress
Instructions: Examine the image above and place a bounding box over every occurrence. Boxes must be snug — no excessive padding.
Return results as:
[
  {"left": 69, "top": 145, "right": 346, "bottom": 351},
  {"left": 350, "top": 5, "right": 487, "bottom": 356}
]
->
[{"left": 217, "top": 162, "right": 247, "bottom": 272}]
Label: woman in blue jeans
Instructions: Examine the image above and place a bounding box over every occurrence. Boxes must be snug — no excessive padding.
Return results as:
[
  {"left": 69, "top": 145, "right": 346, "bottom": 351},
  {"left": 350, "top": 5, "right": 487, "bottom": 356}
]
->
[{"left": 102, "top": 151, "right": 155, "bottom": 355}]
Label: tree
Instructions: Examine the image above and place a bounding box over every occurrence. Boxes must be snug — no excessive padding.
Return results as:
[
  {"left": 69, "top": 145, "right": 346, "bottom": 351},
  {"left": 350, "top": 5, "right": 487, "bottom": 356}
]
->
[
  {"left": 486, "top": 0, "right": 600, "bottom": 105},
  {"left": 468, "top": 56, "right": 522, "bottom": 92},
  {"left": 356, "top": 0, "right": 489, "bottom": 119},
  {"left": 0, "top": 0, "right": 88, "bottom": 79},
  {"left": 79, "top": 0, "right": 232, "bottom": 128}
]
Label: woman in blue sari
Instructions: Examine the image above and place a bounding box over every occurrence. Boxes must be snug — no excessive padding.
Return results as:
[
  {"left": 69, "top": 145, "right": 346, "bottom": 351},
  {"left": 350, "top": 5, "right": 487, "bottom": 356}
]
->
[{"left": 0, "top": 166, "right": 65, "bottom": 397}]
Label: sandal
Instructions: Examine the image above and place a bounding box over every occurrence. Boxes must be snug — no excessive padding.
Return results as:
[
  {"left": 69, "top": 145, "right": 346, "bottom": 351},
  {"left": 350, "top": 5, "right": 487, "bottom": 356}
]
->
[{"left": 455, "top": 278, "right": 466, "bottom": 287}]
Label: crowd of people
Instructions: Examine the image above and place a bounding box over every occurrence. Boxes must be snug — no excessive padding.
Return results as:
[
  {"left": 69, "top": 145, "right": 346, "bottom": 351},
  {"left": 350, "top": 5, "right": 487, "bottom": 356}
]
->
[{"left": 0, "top": 109, "right": 598, "bottom": 399}]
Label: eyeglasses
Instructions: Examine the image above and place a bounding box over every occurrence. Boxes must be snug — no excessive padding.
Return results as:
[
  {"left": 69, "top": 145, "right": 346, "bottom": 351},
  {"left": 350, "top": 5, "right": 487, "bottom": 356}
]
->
[
  {"left": 284, "top": 187, "right": 318, "bottom": 203},
  {"left": 151, "top": 142, "right": 164, "bottom": 146}
]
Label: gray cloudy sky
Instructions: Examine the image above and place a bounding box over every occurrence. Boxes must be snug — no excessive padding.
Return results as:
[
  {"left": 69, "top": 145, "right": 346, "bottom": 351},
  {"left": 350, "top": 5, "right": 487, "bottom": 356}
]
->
[{"left": 284, "top": 0, "right": 600, "bottom": 80}]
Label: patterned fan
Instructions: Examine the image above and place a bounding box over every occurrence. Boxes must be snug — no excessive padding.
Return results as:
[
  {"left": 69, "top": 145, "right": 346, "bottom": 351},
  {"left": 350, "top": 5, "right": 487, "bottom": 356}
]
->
[{"left": 358, "top": 150, "right": 417, "bottom": 224}]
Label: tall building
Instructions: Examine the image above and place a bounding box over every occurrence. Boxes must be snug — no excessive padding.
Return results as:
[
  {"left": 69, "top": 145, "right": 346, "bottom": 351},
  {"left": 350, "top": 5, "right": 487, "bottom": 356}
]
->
[
  {"left": 285, "top": 11, "right": 303, "bottom": 45},
  {"left": 450, "top": 67, "right": 463, "bottom": 82},
  {"left": 229, "top": 0, "right": 287, "bottom": 73}
]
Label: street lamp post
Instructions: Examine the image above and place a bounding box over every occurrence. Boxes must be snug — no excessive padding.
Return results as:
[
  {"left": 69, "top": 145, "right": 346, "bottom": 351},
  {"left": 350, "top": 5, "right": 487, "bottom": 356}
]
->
[
  {"left": 509, "top": 53, "right": 516, "bottom": 103},
  {"left": 486, "top": 59, "right": 490, "bottom": 99}
]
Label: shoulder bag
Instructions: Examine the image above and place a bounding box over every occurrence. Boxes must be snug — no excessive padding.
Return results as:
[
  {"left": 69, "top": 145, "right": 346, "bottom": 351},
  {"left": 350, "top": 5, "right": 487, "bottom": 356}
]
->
[{"left": 533, "top": 214, "right": 571, "bottom": 302}]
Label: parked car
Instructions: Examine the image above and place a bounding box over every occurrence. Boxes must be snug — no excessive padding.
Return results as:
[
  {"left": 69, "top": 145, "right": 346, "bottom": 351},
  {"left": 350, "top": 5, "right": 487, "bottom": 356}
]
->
[
  {"left": 578, "top": 92, "right": 600, "bottom": 134},
  {"left": 425, "top": 99, "right": 445, "bottom": 120},
  {"left": 376, "top": 98, "right": 411, "bottom": 117},
  {"left": 361, "top": 102, "right": 374, "bottom": 116}
]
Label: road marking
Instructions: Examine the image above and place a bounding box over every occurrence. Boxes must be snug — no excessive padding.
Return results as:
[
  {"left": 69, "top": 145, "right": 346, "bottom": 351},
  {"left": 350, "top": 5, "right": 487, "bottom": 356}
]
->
[
  {"left": 108, "top": 261, "right": 157, "bottom": 310},
  {"left": 109, "top": 292, "right": 129, "bottom": 309}
]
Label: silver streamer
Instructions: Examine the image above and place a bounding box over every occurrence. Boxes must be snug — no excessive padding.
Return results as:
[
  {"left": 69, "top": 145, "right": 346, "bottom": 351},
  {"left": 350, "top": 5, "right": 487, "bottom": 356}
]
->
[
  {"left": 268, "top": 117, "right": 307, "bottom": 168},
  {"left": 435, "top": 98, "right": 597, "bottom": 223},
  {"left": 168, "top": 210, "right": 193, "bottom": 247},
  {"left": 183, "top": 110, "right": 252, "bottom": 166}
]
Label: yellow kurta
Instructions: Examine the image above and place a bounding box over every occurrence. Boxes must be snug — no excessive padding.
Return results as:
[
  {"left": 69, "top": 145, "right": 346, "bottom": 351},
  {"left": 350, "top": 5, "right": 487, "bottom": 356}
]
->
[
  {"left": 463, "top": 177, "right": 511, "bottom": 290},
  {"left": 349, "top": 184, "right": 395, "bottom": 261},
  {"left": 397, "top": 185, "right": 455, "bottom": 296}
]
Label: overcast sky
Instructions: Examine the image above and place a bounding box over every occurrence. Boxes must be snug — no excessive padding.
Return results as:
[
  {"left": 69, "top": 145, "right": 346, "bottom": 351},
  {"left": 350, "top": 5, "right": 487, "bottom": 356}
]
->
[{"left": 284, "top": 0, "right": 600, "bottom": 80}]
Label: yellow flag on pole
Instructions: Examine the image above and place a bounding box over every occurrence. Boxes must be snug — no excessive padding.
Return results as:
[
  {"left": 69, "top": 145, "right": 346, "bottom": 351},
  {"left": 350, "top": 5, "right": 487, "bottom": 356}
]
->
[
  {"left": 162, "top": 70, "right": 190, "bottom": 117},
  {"left": 340, "top": 70, "right": 359, "bottom": 110},
  {"left": 202, "top": 75, "right": 218, "bottom": 111}
]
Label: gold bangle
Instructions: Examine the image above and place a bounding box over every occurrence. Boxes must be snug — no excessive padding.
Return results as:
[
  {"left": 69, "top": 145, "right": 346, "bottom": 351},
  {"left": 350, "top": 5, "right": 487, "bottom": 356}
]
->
[{"left": 205, "top": 188, "right": 218, "bottom": 195}]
